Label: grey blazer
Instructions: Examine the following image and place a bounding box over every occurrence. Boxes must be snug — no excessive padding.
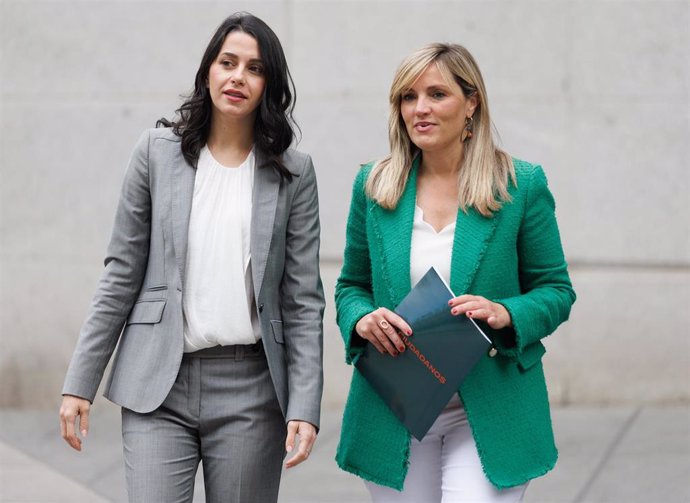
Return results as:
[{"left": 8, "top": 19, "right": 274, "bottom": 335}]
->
[{"left": 62, "top": 128, "right": 325, "bottom": 427}]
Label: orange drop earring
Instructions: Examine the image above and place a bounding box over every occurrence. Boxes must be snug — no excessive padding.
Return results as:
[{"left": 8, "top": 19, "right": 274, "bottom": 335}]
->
[{"left": 461, "top": 115, "right": 474, "bottom": 142}]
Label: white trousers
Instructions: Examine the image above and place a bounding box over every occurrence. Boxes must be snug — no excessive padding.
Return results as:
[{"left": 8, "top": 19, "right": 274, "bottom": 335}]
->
[{"left": 366, "top": 395, "right": 528, "bottom": 503}]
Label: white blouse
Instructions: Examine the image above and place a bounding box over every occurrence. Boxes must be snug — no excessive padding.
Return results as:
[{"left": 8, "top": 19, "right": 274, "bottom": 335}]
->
[
  {"left": 410, "top": 204, "right": 456, "bottom": 288},
  {"left": 182, "top": 146, "right": 260, "bottom": 352}
]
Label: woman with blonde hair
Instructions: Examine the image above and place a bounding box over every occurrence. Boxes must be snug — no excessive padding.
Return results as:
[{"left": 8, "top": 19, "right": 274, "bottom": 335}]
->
[{"left": 335, "top": 43, "right": 575, "bottom": 502}]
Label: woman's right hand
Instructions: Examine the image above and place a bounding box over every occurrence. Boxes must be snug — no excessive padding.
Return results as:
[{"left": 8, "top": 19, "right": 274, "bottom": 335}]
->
[
  {"left": 355, "top": 308, "right": 413, "bottom": 356},
  {"left": 59, "top": 395, "right": 91, "bottom": 451}
]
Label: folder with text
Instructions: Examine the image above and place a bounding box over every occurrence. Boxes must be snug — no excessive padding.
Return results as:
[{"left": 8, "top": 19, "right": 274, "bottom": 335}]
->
[{"left": 354, "top": 267, "right": 492, "bottom": 440}]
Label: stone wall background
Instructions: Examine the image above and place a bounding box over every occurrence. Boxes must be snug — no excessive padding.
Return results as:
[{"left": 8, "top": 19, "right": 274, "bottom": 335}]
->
[{"left": 1, "top": 0, "right": 688, "bottom": 408}]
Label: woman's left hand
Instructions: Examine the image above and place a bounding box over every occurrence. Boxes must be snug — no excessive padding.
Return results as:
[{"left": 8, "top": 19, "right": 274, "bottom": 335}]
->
[
  {"left": 449, "top": 295, "right": 512, "bottom": 329},
  {"left": 284, "top": 420, "right": 317, "bottom": 469}
]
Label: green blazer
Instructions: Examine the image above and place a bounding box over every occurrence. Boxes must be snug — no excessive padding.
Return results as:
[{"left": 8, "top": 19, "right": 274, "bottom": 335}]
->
[{"left": 334, "top": 158, "right": 576, "bottom": 490}]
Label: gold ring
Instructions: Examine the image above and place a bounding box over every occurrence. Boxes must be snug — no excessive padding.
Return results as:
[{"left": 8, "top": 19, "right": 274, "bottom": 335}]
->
[{"left": 379, "top": 319, "right": 390, "bottom": 330}]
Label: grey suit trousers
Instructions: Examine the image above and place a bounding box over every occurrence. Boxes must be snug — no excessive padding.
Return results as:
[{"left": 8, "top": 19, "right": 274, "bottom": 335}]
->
[{"left": 121, "top": 343, "right": 286, "bottom": 503}]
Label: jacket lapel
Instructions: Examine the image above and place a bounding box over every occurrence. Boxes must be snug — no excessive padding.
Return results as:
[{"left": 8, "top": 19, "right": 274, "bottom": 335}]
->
[
  {"left": 369, "top": 158, "right": 419, "bottom": 307},
  {"left": 369, "top": 155, "right": 499, "bottom": 303},
  {"left": 250, "top": 150, "right": 280, "bottom": 299},
  {"left": 449, "top": 206, "right": 498, "bottom": 295},
  {"left": 170, "top": 147, "right": 196, "bottom": 289}
]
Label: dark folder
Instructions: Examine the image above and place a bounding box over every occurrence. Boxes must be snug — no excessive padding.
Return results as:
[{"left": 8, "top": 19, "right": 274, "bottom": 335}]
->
[{"left": 353, "top": 267, "right": 492, "bottom": 440}]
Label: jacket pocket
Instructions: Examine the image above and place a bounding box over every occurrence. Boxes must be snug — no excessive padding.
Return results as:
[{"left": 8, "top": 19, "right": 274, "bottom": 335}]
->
[
  {"left": 270, "top": 320, "right": 284, "bottom": 344},
  {"left": 516, "top": 341, "right": 546, "bottom": 371},
  {"left": 127, "top": 299, "right": 166, "bottom": 325},
  {"left": 145, "top": 285, "right": 168, "bottom": 292}
]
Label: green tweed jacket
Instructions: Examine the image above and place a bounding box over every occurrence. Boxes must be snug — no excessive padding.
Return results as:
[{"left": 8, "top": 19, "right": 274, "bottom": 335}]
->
[{"left": 334, "top": 158, "right": 576, "bottom": 490}]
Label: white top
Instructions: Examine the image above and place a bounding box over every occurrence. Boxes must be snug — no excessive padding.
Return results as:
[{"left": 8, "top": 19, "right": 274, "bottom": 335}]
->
[
  {"left": 182, "top": 145, "right": 260, "bottom": 352},
  {"left": 410, "top": 204, "right": 456, "bottom": 288}
]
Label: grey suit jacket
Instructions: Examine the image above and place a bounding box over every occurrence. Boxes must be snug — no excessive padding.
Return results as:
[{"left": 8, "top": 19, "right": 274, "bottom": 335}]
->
[{"left": 62, "top": 128, "right": 325, "bottom": 427}]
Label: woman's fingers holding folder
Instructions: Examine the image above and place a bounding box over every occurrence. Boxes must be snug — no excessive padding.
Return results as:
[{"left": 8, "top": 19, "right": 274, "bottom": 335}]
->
[
  {"left": 448, "top": 295, "right": 512, "bottom": 329},
  {"left": 355, "top": 308, "right": 412, "bottom": 357}
]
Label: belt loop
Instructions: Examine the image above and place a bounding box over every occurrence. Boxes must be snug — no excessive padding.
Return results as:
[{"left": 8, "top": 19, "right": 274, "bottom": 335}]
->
[{"left": 235, "top": 344, "right": 244, "bottom": 361}]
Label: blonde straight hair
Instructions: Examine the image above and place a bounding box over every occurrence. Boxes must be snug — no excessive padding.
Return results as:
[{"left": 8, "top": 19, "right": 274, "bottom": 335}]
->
[{"left": 366, "top": 43, "right": 515, "bottom": 216}]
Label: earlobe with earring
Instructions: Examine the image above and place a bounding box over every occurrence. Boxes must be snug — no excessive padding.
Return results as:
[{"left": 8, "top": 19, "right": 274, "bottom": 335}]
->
[{"left": 461, "top": 115, "right": 474, "bottom": 142}]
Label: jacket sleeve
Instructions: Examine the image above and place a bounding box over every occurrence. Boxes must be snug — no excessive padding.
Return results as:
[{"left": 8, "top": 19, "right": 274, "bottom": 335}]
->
[
  {"left": 62, "top": 130, "right": 152, "bottom": 401},
  {"left": 495, "top": 165, "right": 576, "bottom": 356},
  {"left": 334, "top": 166, "right": 377, "bottom": 365},
  {"left": 280, "top": 155, "right": 326, "bottom": 428}
]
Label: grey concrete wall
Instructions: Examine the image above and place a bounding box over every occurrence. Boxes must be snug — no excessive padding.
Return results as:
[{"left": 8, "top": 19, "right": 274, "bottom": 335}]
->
[{"left": 1, "top": 0, "right": 688, "bottom": 409}]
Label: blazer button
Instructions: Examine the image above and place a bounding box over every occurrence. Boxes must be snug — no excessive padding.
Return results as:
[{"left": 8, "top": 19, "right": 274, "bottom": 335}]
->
[
  {"left": 259, "top": 304, "right": 264, "bottom": 313},
  {"left": 488, "top": 347, "right": 498, "bottom": 358}
]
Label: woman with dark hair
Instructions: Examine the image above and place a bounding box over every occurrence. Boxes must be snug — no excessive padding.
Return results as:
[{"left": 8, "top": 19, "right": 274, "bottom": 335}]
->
[{"left": 59, "top": 12, "right": 324, "bottom": 502}]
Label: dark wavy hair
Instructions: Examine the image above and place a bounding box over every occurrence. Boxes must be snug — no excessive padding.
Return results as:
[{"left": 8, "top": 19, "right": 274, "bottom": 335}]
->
[{"left": 157, "top": 12, "right": 298, "bottom": 181}]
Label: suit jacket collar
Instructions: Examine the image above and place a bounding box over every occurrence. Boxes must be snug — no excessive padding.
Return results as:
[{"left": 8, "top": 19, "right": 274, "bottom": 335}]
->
[
  {"left": 170, "top": 144, "right": 195, "bottom": 290},
  {"left": 369, "top": 157, "right": 498, "bottom": 306},
  {"left": 250, "top": 150, "right": 280, "bottom": 298},
  {"left": 170, "top": 145, "right": 280, "bottom": 298}
]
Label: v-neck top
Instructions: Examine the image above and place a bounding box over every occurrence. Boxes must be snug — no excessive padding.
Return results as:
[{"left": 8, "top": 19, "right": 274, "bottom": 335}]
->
[{"left": 410, "top": 204, "right": 456, "bottom": 287}]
